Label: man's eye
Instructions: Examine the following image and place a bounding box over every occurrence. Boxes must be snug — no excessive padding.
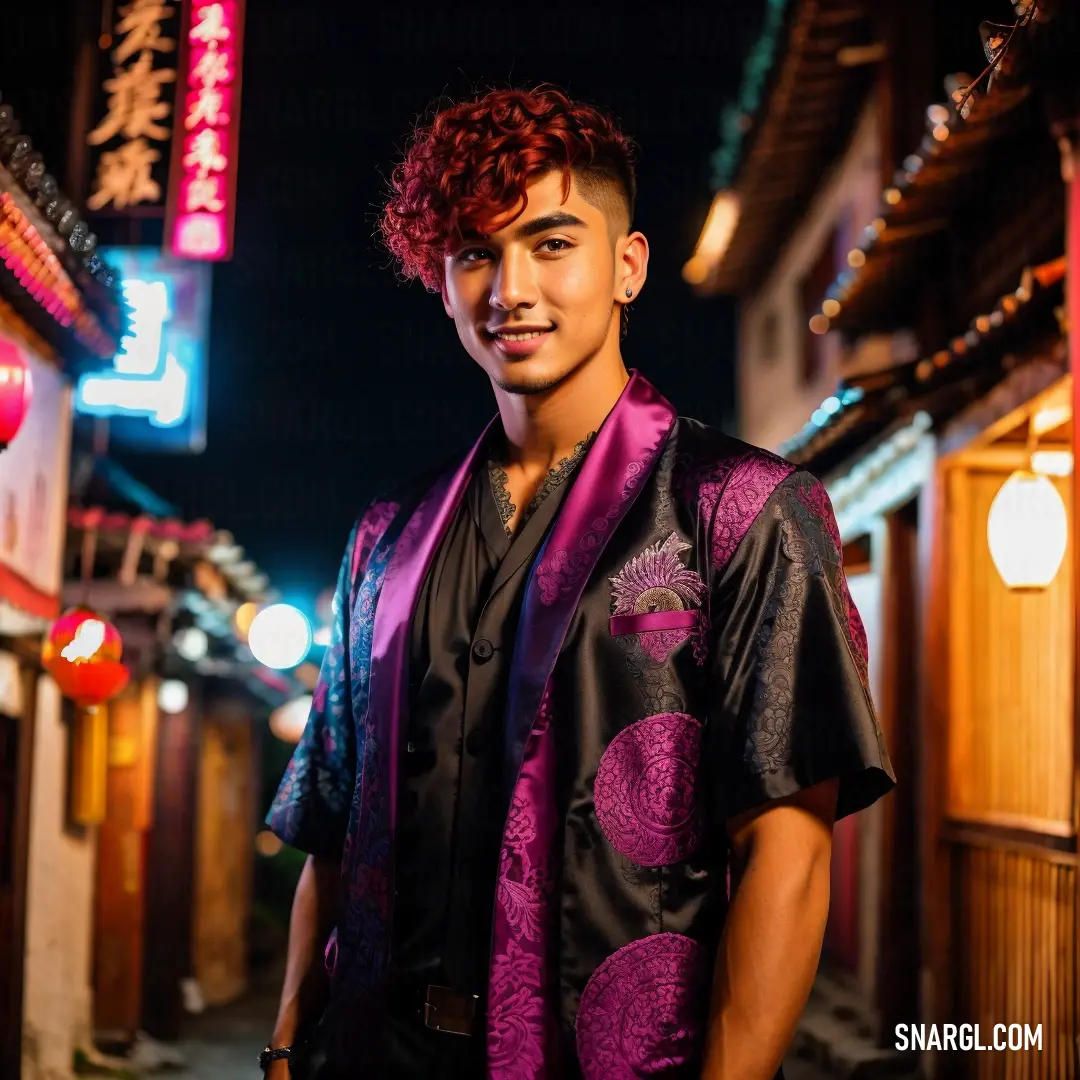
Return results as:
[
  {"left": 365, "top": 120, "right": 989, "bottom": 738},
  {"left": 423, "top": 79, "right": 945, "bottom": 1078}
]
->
[
  {"left": 457, "top": 249, "right": 491, "bottom": 264},
  {"left": 539, "top": 239, "right": 571, "bottom": 253}
]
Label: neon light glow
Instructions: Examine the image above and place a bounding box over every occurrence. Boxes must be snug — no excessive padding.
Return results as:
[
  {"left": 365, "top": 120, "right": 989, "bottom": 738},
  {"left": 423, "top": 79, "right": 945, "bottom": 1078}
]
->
[
  {"left": 77, "top": 352, "right": 190, "bottom": 427},
  {"left": 113, "top": 279, "right": 169, "bottom": 374},
  {"left": 75, "top": 274, "right": 192, "bottom": 427},
  {"left": 169, "top": 0, "right": 244, "bottom": 261},
  {"left": 73, "top": 248, "right": 211, "bottom": 449}
]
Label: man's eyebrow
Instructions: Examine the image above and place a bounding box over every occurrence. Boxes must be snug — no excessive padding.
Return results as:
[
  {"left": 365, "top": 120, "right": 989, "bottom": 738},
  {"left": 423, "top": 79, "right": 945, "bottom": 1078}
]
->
[
  {"left": 457, "top": 211, "right": 589, "bottom": 245},
  {"left": 512, "top": 211, "right": 588, "bottom": 239}
]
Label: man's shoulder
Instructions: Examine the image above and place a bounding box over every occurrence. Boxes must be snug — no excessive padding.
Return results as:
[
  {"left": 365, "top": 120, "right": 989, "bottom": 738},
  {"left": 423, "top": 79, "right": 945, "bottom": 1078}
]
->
[{"left": 672, "top": 416, "right": 797, "bottom": 490}]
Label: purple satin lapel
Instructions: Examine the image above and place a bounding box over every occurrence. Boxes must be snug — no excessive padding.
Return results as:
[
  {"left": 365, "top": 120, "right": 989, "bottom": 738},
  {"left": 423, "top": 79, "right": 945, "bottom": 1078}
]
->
[
  {"left": 503, "top": 371, "right": 677, "bottom": 783},
  {"left": 367, "top": 417, "right": 499, "bottom": 837},
  {"left": 487, "top": 371, "right": 676, "bottom": 1079}
]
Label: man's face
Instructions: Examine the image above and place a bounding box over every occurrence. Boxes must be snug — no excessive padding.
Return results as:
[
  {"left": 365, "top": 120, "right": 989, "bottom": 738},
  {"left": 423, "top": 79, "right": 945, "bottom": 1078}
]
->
[{"left": 442, "top": 170, "right": 643, "bottom": 395}]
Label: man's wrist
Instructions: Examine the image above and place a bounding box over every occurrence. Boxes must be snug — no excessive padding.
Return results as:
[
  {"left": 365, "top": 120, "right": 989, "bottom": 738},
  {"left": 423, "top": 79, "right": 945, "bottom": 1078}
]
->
[
  {"left": 259, "top": 1044, "right": 293, "bottom": 1072},
  {"left": 269, "top": 1021, "right": 298, "bottom": 1050}
]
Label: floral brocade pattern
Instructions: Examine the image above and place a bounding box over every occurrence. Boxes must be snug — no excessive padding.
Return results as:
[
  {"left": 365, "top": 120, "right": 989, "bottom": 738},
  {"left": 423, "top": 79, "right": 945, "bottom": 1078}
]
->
[
  {"left": 265, "top": 497, "right": 403, "bottom": 992},
  {"left": 707, "top": 452, "right": 795, "bottom": 573},
  {"left": 535, "top": 412, "right": 671, "bottom": 607},
  {"left": 745, "top": 472, "right": 872, "bottom": 777},
  {"left": 266, "top": 500, "right": 399, "bottom": 861},
  {"left": 350, "top": 499, "right": 400, "bottom": 587},
  {"left": 790, "top": 475, "right": 870, "bottom": 682},
  {"left": 609, "top": 533, "right": 706, "bottom": 664},
  {"left": 575, "top": 933, "right": 706, "bottom": 1079},
  {"left": 487, "top": 690, "right": 557, "bottom": 1079},
  {"left": 488, "top": 940, "right": 546, "bottom": 1080},
  {"left": 594, "top": 713, "right": 703, "bottom": 867},
  {"left": 336, "top": 534, "right": 397, "bottom": 991},
  {"left": 535, "top": 456, "right": 652, "bottom": 605}
]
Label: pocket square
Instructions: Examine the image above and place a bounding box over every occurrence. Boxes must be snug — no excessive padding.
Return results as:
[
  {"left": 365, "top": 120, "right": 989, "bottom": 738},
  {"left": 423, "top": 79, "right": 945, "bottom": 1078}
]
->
[{"left": 609, "top": 609, "right": 700, "bottom": 636}]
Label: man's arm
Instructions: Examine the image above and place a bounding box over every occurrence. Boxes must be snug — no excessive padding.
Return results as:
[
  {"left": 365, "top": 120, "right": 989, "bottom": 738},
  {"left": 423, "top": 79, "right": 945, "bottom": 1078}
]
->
[
  {"left": 700, "top": 777, "right": 838, "bottom": 1080},
  {"left": 264, "top": 855, "right": 341, "bottom": 1078}
]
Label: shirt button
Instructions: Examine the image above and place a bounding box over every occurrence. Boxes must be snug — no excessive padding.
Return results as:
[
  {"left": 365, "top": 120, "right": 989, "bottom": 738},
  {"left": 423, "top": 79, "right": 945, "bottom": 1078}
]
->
[
  {"left": 465, "top": 728, "right": 489, "bottom": 756},
  {"left": 472, "top": 638, "right": 494, "bottom": 662}
]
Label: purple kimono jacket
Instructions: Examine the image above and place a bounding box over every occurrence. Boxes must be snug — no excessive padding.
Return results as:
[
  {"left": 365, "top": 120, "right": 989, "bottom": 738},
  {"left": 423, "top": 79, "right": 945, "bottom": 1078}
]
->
[{"left": 267, "top": 371, "right": 895, "bottom": 1079}]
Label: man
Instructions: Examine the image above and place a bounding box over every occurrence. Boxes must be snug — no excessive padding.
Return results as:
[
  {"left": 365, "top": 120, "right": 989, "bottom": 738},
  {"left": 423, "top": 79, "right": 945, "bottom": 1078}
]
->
[{"left": 262, "top": 86, "right": 895, "bottom": 1080}]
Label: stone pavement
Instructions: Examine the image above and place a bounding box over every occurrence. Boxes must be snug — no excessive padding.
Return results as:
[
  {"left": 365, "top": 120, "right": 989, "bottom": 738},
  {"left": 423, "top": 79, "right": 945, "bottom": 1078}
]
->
[{"left": 170, "top": 969, "right": 279, "bottom": 1079}]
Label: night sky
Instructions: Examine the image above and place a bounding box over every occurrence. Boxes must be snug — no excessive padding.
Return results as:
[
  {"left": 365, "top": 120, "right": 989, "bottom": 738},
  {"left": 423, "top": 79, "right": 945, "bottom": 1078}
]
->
[{"left": 5, "top": 2, "right": 764, "bottom": 608}]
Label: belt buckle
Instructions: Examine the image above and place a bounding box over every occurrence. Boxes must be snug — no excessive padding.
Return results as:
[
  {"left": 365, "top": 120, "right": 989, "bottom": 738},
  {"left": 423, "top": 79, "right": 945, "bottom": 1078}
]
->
[{"left": 423, "top": 984, "right": 478, "bottom": 1036}]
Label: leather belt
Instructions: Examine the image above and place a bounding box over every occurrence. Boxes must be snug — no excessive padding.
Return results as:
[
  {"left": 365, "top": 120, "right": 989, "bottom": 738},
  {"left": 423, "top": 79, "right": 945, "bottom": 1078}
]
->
[
  {"left": 422, "top": 984, "right": 481, "bottom": 1036},
  {"left": 387, "top": 981, "right": 482, "bottom": 1037}
]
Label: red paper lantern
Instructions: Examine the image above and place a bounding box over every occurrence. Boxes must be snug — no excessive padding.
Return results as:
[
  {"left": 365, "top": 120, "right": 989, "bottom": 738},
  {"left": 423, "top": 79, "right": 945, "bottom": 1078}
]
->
[
  {"left": 42, "top": 607, "right": 130, "bottom": 708},
  {"left": 0, "top": 340, "right": 32, "bottom": 449}
]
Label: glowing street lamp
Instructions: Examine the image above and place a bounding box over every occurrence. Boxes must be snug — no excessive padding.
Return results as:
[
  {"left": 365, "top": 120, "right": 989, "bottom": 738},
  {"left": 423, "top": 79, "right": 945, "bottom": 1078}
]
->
[
  {"left": 174, "top": 626, "right": 209, "bottom": 661},
  {"left": 248, "top": 604, "right": 312, "bottom": 670},
  {"left": 158, "top": 679, "right": 190, "bottom": 714},
  {"left": 987, "top": 470, "right": 1068, "bottom": 591}
]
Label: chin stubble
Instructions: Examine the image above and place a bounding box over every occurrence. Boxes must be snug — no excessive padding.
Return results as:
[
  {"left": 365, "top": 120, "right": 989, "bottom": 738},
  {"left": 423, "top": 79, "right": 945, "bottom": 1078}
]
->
[{"left": 492, "top": 369, "right": 572, "bottom": 396}]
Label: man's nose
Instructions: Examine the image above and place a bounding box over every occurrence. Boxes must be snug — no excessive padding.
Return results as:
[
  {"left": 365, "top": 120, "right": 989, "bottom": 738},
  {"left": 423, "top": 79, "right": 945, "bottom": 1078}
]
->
[{"left": 489, "top": 249, "right": 536, "bottom": 311}]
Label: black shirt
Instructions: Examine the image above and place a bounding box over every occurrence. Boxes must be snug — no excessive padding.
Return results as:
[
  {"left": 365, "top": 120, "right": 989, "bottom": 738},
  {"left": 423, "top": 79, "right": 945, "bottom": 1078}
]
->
[{"left": 390, "top": 435, "right": 589, "bottom": 999}]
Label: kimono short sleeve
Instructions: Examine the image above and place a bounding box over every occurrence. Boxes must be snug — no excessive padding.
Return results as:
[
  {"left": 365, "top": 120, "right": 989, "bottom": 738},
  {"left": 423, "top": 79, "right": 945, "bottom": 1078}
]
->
[
  {"left": 265, "top": 521, "right": 361, "bottom": 861},
  {"left": 708, "top": 469, "right": 895, "bottom": 824}
]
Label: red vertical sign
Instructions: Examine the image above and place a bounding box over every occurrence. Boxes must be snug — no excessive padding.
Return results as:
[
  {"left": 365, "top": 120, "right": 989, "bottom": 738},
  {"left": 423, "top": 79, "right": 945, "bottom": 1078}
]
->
[{"left": 164, "top": 0, "right": 245, "bottom": 261}]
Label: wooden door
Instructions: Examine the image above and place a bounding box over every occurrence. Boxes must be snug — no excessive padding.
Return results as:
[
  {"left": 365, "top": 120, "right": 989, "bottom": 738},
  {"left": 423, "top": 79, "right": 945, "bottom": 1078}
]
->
[
  {"left": 92, "top": 682, "right": 158, "bottom": 1041},
  {"left": 824, "top": 550, "right": 884, "bottom": 984},
  {"left": 141, "top": 691, "right": 198, "bottom": 1041},
  {"left": 191, "top": 715, "right": 254, "bottom": 1006},
  {"left": 875, "top": 505, "right": 921, "bottom": 1037},
  {"left": 935, "top": 465, "right": 1077, "bottom": 1078}
]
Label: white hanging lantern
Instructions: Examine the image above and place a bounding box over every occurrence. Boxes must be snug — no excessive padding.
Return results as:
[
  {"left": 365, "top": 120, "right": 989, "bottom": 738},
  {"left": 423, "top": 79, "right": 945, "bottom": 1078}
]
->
[{"left": 987, "top": 470, "right": 1068, "bottom": 591}]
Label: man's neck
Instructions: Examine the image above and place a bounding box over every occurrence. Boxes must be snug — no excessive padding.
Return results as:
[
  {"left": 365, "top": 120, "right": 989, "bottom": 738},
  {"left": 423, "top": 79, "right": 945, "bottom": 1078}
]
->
[{"left": 494, "top": 352, "right": 630, "bottom": 473}]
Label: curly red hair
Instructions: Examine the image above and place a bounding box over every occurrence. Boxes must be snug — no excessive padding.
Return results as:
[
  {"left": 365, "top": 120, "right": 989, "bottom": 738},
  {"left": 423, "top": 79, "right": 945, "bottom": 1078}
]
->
[{"left": 378, "top": 85, "right": 637, "bottom": 293}]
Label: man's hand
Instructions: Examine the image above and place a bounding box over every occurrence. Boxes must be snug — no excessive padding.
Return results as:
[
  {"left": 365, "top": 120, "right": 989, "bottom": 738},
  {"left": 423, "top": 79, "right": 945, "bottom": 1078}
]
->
[{"left": 701, "top": 778, "right": 838, "bottom": 1080}]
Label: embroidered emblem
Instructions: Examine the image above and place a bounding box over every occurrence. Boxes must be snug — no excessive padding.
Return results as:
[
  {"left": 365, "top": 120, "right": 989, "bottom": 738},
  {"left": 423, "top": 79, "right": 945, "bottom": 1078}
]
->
[
  {"left": 575, "top": 933, "right": 706, "bottom": 1079},
  {"left": 609, "top": 532, "right": 705, "bottom": 662},
  {"left": 594, "top": 713, "right": 703, "bottom": 866}
]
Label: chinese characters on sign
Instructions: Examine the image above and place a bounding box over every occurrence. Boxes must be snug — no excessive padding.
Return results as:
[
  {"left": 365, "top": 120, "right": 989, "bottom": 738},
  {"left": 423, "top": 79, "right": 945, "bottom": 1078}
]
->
[
  {"left": 87, "top": 0, "right": 179, "bottom": 212},
  {"left": 74, "top": 247, "right": 212, "bottom": 453},
  {"left": 166, "top": 0, "right": 245, "bottom": 261}
]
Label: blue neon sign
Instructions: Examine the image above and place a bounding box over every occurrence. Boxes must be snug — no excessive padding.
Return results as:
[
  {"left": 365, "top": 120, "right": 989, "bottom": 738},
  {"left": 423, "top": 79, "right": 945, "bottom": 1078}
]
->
[{"left": 75, "top": 248, "right": 211, "bottom": 453}]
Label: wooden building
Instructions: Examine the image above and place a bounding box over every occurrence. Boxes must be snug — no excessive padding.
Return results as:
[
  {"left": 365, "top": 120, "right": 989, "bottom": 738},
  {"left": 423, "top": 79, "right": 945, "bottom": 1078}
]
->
[
  {"left": 0, "top": 93, "right": 128, "bottom": 1079},
  {"left": 61, "top": 500, "right": 303, "bottom": 1046},
  {"left": 689, "top": 2, "right": 1080, "bottom": 1077}
]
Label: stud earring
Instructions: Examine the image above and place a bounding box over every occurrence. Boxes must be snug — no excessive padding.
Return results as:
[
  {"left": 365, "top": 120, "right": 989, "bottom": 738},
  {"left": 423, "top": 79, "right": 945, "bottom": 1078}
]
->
[{"left": 625, "top": 287, "right": 633, "bottom": 298}]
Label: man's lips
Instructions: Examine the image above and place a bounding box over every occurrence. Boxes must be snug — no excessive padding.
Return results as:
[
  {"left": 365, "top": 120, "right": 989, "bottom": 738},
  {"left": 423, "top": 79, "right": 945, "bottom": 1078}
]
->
[
  {"left": 486, "top": 325, "right": 554, "bottom": 357},
  {"left": 485, "top": 324, "right": 555, "bottom": 338}
]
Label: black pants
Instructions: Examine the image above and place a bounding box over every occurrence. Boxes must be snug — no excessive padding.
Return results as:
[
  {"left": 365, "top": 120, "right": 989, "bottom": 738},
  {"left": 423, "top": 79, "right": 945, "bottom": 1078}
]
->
[
  {"left": 317, "top": 1006, "right": 485, "bottom": 1078},
  {"left": 375, "top": 1008, "right": 486, "bottom": 1078}
]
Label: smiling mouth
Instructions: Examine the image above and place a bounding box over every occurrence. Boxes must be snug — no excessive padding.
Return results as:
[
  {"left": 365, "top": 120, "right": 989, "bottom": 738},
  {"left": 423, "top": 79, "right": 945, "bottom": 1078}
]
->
[
  {"left": 492, "top": 330, "right": 548, "bottom": 341},
  {"left": 486, "top": 325, "right": 555, "bottom": 341}
]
